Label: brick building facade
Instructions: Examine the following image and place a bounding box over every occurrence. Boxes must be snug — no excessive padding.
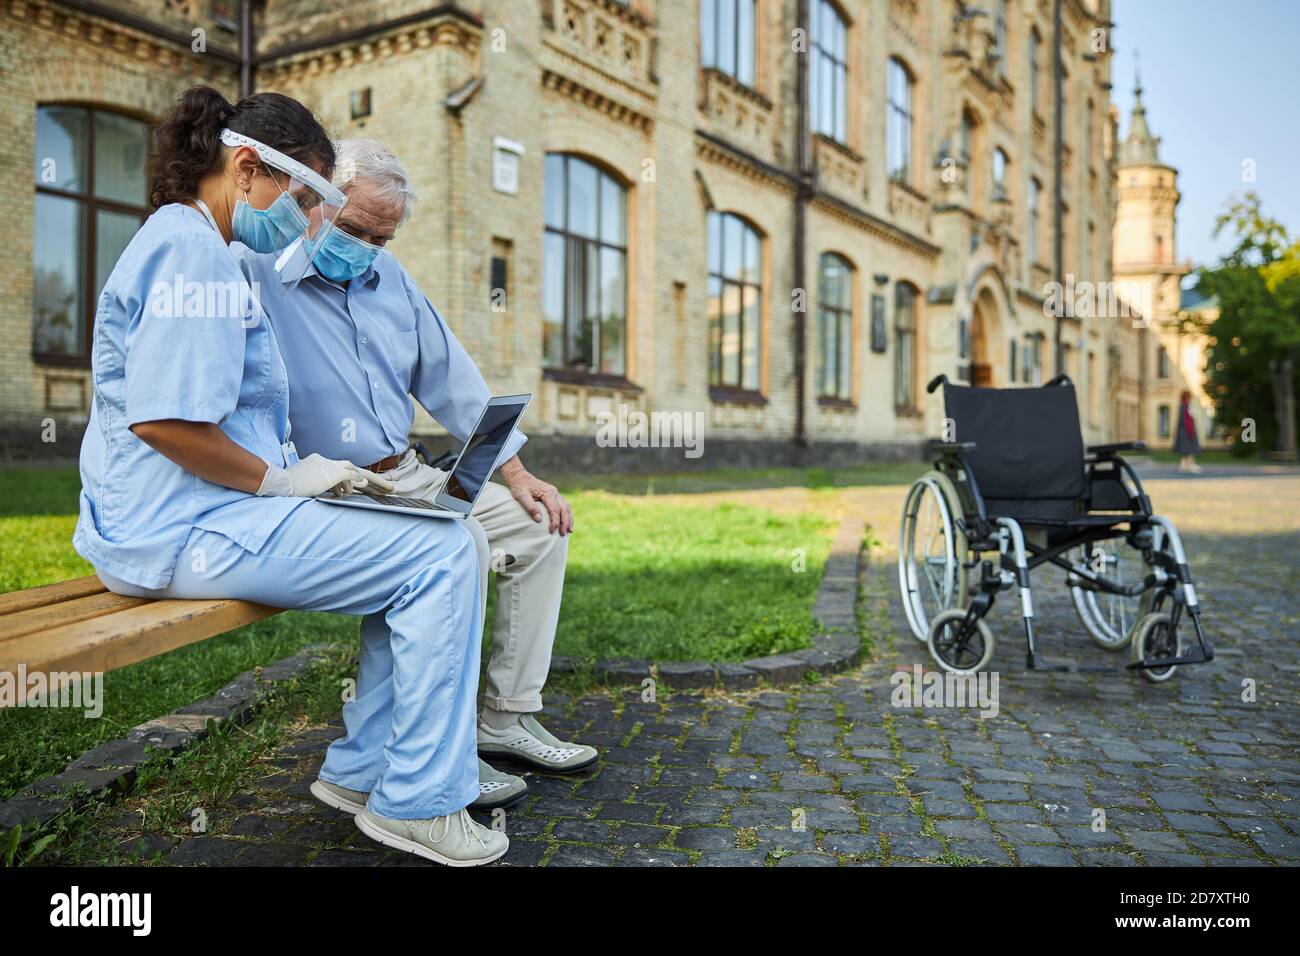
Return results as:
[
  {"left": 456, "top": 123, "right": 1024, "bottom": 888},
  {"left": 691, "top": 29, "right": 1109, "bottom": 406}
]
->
[{"left": 1, "top": 0, "right": 1130, "bottom": 470}]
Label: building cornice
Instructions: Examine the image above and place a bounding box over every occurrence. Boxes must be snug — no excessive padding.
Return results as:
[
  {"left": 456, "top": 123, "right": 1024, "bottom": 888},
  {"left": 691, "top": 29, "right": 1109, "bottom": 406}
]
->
[
  {"left": 261, "top": 9, "right": 481, "bottom": 85},
  {"left": 543, "top": 66, "right": 654, "bottom": 133},
  {"left": 256, "top": 4, "right": 482, "bottom": 64},
  {"left": 695, "top": 129, "right": 799, "bottom": 195},
  {"left": 21, "top": 0, "right": 237, "bottom": 72}
]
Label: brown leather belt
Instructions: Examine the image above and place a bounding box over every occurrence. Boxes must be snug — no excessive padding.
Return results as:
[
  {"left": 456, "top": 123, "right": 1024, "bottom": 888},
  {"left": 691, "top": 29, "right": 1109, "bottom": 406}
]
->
[{"left": 364, "top": 450, "right": 406, "bottom": 473}]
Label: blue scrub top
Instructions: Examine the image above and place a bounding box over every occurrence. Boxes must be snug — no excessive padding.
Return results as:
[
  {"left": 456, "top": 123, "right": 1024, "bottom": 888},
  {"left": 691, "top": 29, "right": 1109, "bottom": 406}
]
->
[
  {"left": 74, "top": 203, "right": 306, "bottom": 589},
  {"left": 233, "top": 247, "right": 527, "bottom": 468}
]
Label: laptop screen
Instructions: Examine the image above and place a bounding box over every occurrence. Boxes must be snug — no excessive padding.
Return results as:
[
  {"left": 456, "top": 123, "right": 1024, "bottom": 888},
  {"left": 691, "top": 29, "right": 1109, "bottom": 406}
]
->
[{"left": 438, "top": 396, "right": 530, "bottom": 509}]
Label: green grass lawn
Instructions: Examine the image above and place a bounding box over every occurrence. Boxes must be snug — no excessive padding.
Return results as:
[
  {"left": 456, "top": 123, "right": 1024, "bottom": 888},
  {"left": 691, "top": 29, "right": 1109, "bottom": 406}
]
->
[{"left": 0, "top": 463, "right": 846, "bottom": 799}]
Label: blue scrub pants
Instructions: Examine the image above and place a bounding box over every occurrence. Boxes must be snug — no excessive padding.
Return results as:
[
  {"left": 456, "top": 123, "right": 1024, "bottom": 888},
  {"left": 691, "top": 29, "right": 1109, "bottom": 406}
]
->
[{"left": 98, "top": 500, "right": 483, "bottom": 819}]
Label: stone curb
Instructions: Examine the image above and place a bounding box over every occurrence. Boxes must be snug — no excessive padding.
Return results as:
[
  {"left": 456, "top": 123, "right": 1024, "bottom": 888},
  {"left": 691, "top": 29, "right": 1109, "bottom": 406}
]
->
[
  {"left": 549, "top": 514, "right": 865, "bottom": 692},
  {"left": 0, "top": 645, "right": 330, "bottom": 835}
]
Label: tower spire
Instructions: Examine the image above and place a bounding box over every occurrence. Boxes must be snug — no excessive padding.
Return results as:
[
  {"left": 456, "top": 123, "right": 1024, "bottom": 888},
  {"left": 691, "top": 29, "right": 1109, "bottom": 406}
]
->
[{"left": 1120, "top": 50, "right": 1162, "bottom": 166}]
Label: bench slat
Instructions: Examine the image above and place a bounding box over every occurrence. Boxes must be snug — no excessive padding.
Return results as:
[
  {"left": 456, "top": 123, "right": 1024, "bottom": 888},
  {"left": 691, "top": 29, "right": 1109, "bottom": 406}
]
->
[
  {"left": 0, "top": 597, "right": 280, "bottom": 681},
  {"left": 0, "top": 576, "right": 107, "bottom": 617},
  {"left": 0, "top": 590, "right": 151, "bottom": 640}
]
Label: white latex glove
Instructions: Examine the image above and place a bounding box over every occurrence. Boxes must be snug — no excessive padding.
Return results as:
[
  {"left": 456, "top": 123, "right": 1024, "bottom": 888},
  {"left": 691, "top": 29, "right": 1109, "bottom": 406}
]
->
[{"left": 255, "top": 453, "right": 395, "bottom": 498}]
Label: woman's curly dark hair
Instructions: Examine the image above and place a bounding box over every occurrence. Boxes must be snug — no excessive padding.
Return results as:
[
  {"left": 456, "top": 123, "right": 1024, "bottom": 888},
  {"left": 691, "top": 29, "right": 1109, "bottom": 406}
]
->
[{"left": 148, "top": 85, "right": 335, "bottom": 209}]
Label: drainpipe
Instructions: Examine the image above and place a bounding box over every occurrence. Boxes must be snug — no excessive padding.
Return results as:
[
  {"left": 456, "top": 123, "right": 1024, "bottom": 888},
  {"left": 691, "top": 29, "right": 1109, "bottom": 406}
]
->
[
  {"left": 1052, "top": 0, "right": 1064, "bottom": 375},
  {"left": 239, "top": 0, "right": 254, "bottom": 98},
  {"left": 793, "top": 0, "right": 811, "bottom": 450}
]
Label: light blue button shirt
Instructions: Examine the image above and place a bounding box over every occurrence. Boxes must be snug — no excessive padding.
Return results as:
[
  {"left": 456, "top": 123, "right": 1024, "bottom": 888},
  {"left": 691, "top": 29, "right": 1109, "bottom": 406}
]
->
[
  {"left": 233, "top": 246, "right": 526, "bottom": 468},
  {"left": 75, "top": 204, "right": 306, "bottom": 589}
]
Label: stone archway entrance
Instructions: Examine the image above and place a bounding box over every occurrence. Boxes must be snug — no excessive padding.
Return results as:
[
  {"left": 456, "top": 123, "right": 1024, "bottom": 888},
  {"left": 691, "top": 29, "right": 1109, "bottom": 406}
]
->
[{"left": 970, "top": 288, "right": 999, "bottom": 387}]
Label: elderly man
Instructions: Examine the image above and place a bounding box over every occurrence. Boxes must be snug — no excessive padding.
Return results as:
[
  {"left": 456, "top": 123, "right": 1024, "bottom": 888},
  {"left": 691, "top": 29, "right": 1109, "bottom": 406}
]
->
[{"left": 237, "top": 139, "right": 595, "bottom": 818}]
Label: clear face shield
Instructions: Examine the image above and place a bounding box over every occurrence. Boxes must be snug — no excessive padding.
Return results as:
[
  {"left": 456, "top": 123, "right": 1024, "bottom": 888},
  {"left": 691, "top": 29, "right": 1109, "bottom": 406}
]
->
[{"left": 219, "top": 129, "right": 347, "bottom": 296}]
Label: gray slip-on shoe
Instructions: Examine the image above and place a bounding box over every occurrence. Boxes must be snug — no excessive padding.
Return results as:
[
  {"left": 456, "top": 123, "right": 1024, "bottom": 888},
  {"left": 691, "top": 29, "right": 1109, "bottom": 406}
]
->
[
  {"left": 472, "top": 758, "right": 528, "bottom": 810},
  {"left": 477, "top": 714, "right": 599, "bottom": 773}
]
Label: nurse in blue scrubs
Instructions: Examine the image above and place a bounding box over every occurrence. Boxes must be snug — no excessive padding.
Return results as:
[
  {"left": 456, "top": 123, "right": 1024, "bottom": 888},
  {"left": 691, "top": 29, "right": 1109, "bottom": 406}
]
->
[{"left": 74, "top": 86, "right": 505, "bottom": 866}]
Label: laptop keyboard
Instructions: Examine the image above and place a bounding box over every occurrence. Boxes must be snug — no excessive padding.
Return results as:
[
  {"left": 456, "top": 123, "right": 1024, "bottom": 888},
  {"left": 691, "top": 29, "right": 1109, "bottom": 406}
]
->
[{"left": 353, "top": 493, "right": 443, "bottom": 511}]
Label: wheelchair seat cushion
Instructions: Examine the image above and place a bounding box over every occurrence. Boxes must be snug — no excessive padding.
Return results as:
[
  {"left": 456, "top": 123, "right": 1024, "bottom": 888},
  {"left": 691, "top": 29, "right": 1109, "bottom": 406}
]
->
[{"left": 944, "top": 381, "right": 1086, "bottom": 522}]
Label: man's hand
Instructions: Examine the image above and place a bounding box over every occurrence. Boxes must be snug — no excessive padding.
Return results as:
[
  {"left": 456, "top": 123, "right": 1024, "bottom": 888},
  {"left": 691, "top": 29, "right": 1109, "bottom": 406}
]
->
[{"left": 500, "top": 457, "right": 573, "bottom": 535}]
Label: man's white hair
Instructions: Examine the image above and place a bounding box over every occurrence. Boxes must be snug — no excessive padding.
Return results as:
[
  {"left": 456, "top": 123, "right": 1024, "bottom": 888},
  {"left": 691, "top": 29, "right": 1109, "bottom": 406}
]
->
[{"left": 333, "top": 138, "right": 417, "bottom": 224}]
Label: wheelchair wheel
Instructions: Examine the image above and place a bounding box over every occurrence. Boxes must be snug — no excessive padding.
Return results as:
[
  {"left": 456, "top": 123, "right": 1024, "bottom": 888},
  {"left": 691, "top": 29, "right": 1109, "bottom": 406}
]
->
[
  {"left": 1069, "top": 540, "right": 1142, "bottom": 651},
  {"left": 1130, "top": 611, "right": 1182, "bottom": 683},
  {"left": 898, "top": 473, "right": 968, "bottom": 642},
  {"left": 926, "top": 608, "right": 995, "bottom": 675}
]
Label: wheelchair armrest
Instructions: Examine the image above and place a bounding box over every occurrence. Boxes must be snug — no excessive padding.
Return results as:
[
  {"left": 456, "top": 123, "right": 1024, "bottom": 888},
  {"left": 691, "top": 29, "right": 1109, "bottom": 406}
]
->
[
  {"left": 924, "top": 439, "right": 976, "bottom": 459},
  {"left": 1087, "top": 440, "right": 1147, "bottom": 457}
]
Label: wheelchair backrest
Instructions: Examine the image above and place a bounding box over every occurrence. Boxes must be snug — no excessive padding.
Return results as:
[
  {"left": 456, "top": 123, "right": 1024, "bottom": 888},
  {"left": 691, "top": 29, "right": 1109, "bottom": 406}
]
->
[{"left": 943, "top": 381, "right": 1086, "bottom": 515}]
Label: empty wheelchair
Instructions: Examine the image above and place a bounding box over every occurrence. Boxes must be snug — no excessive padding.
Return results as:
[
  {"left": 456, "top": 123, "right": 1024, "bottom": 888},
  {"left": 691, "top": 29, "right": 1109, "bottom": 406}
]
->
[{"left": 898, "top": 375, "right": 1213, "bottom": 682}]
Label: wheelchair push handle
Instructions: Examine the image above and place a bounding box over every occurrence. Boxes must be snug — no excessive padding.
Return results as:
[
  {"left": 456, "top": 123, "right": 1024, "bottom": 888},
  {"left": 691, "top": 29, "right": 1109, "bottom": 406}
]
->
[{"left": 926, "top": 374, "right": 947, "bottom": 394}]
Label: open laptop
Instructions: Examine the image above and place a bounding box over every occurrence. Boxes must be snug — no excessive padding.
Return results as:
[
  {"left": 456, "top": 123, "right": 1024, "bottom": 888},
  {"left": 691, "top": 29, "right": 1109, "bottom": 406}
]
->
[{"left": 314, "top": 394, "right": 531, "bottom": 519}]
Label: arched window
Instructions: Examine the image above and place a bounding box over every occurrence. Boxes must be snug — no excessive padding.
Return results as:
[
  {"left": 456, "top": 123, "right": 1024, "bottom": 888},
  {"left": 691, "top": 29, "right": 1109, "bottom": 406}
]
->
[
  {"left": 33, "top": 104, "right": 150, "bottom": 361},
  {"left": 707, "top": 211, "right": 762, "bottom": 393},
  {"left": 817, "top": 253, "right": 853, "bottom": 401},
  {"left": 887, "top": 58, "right": 914, "bottom": 183},
  {"left": 701, "top": 0, "right": 757, "bottom": 87},
  {"left": 992, "top": 147, "right": 1008, "bottom": 200},
  {"left": 543, "top": 153, "right": 628, "bottom": 376},
  {"left": 811, "top": 0, "right": 848, "bottom": 141},
  {"left": 893, "top": 282, "right": 918, "bottom": 410}
]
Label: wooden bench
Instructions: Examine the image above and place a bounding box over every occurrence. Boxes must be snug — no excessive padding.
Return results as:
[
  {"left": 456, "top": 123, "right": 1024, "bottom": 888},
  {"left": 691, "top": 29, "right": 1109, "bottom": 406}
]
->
[{"left": 0, "top": 576, "right": 280, "bottom": 706}]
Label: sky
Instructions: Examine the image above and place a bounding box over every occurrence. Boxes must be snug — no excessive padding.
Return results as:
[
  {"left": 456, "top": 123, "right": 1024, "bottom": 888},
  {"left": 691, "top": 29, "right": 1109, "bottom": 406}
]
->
[{"left": 1110, "top": 0, "right": 1300, "bottom": 270}]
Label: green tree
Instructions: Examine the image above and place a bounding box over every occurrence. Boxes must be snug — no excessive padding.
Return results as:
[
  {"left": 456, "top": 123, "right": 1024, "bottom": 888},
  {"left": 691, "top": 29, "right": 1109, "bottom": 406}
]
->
[{"left": 1191, "top": 194, "right": 1299, "bottom": 459}]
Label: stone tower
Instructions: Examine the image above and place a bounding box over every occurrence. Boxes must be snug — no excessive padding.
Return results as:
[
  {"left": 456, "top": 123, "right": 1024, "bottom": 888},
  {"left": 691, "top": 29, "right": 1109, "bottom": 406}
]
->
[{"left": 1111, "top": 68, "right": 1216, "bottom": 448}]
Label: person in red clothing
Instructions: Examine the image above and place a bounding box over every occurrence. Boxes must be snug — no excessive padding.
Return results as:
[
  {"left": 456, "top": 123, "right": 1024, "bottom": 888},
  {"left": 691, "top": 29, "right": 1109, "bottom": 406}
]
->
[{"left": 1174, "top": 390, "right": 1202, "bottom": 473}]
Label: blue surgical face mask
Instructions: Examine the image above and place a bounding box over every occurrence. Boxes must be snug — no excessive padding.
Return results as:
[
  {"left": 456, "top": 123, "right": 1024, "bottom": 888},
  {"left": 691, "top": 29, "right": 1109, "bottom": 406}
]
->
[
  {"left": 313, "top": 226, "right": 382, "bottom": 282},
  {"left": 231, "top": 179, "right": 310, "bottom": 253}
]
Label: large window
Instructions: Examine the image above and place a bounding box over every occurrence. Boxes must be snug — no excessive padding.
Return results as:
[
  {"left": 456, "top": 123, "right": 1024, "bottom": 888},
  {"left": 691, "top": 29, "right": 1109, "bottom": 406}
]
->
[
  {"left": 701, "top": 0, "right": 756, "bottom": 87},
  {"left": 811, "top": 0, "right": 848, "bottom": 142},
  {"left": 886, "top": 58, "right": 913, "bottom": 183},
  {"left": 543, "top": 154, "right": 628, "bottom": 376},
  {"left": 893, "top": 282, "right": 918, "bottom": 410},
  {"left": 33, "top": 105, "right": 149, "bottom": 361},
  {"left": 1028, "top": 176, "right": 1041, "bottom": 266},
  {"left": 816, "top": 253, "right": 853, "bottom": 401},
  {"left": 707, "top": 211, "right": 762, "bottom": 393}
]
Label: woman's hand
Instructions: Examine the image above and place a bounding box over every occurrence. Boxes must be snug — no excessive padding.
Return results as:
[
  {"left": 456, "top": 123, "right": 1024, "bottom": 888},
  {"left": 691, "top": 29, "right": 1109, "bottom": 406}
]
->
[
  {"left": 257, "top": 453, "right": 394, "bottom": 497},
  {"left": 130, "top": 420, "right": 393, "bottom": 498}
]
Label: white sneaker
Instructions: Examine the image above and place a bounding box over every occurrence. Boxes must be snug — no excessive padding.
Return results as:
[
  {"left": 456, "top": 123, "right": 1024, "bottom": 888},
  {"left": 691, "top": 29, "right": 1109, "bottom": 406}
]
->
[
  {"left": 355, "top": 807, "right": 508, "bottom": 867},
  {"left": 478, "top": 714, "right": 598, "bottom": 773},
  {"left": 310, "top": 779, "right": 367, "bottom": 815}
]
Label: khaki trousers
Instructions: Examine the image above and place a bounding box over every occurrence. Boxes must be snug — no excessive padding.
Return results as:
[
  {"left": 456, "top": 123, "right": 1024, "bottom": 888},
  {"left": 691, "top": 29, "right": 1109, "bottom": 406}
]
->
[{"left": 379, "top": 450, "right": 568, "bottom": 713}]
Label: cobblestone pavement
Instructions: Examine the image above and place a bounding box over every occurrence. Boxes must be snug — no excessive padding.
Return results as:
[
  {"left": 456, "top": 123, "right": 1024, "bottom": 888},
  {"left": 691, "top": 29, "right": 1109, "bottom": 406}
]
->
[{"left": 110, "top": 475, "right": 1299, "bottom": 866}]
